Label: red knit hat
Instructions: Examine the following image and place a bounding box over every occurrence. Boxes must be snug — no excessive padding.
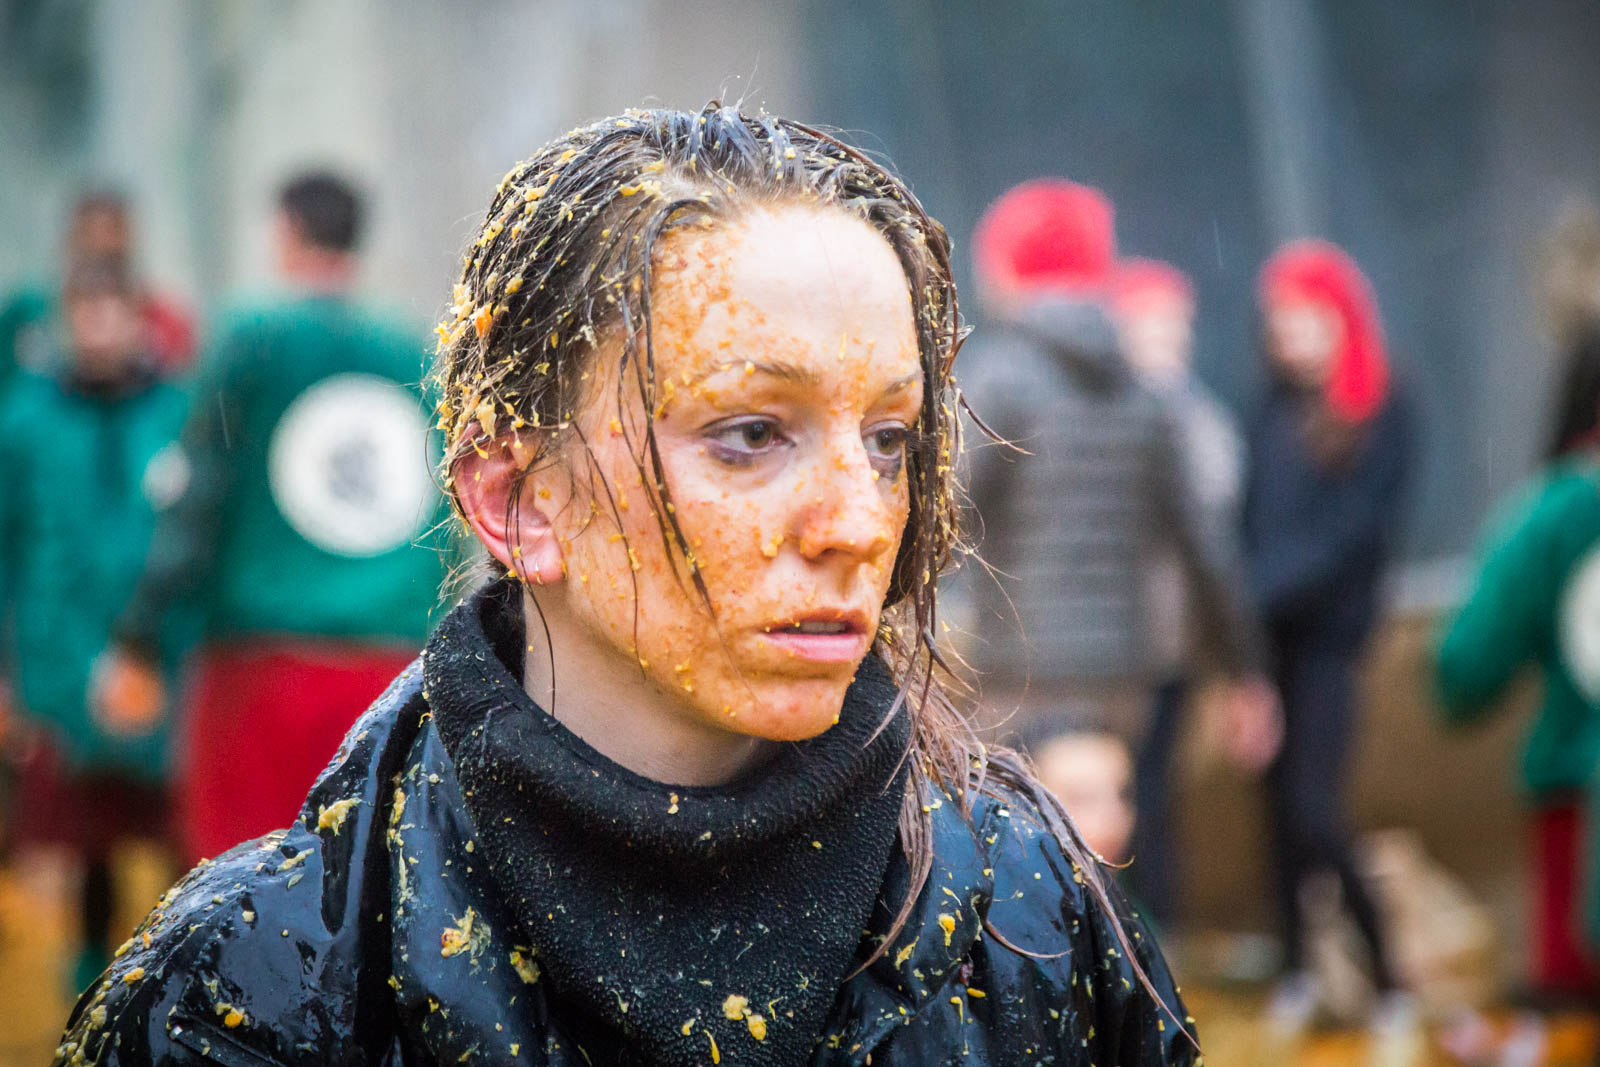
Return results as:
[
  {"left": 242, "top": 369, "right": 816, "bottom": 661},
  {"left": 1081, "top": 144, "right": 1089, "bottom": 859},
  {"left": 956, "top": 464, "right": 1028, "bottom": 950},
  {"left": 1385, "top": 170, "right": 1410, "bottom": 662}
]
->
[
  {"left": 1259, "top": 239, "right": 1389, "bottom": 423},
  {"left": 1111, "top": 257, "right": 1195, "bottom": 313},
  {"left": 974, "top": 179, "right": 1116, "bottom": 296}
]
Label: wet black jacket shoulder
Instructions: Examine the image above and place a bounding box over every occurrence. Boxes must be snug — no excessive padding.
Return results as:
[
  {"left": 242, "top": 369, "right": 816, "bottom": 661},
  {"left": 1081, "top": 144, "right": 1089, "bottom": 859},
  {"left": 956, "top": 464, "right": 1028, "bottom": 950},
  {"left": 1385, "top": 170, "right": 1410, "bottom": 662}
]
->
[{"left": 57, "top": 662, "right": 1197, "bottom": 1065}]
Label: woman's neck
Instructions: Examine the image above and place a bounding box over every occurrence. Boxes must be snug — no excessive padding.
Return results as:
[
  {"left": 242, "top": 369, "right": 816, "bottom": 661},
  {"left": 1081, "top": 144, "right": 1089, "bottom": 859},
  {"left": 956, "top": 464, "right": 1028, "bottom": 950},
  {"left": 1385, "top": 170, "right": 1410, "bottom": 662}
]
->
[{"left": 519, "top": 588, "right": 776, "bottom": 787}]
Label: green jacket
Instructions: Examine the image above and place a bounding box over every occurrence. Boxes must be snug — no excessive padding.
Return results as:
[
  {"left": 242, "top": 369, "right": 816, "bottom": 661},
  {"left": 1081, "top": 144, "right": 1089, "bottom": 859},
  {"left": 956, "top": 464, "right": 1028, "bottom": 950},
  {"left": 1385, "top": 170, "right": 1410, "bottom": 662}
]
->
[
  {"left": 0, "top": 284, "right": 53, "bottom": 388},
  {"left": 0, "top": 369, "right": 191, "bottom": 778},
  {"left": 1435, "top": 460, "right": 1600, "bottom": 796},
  {"left": 115, "top": 294, "right": 446, "bottom": 656}
]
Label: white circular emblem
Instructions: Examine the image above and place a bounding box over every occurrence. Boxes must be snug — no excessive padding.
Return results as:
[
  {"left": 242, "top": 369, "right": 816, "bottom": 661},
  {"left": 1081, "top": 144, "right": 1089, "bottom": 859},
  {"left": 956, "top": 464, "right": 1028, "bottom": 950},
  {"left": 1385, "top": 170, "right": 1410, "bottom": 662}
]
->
[
  {"left": 1559, "top": 542, "right": 1600, "bottom": 703},
  {"left": 268, "top": 373, "right": 432, "bottom": 557},
  {"left": 141, "top": 442, "right": 191, "bottom": 510}
]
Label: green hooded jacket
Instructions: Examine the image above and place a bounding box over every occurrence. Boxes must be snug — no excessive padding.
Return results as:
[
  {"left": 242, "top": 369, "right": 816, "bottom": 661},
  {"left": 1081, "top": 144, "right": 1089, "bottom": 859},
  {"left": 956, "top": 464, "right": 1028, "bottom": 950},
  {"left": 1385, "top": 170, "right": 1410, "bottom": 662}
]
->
[
  {"left": 1435, "top": 460, "right": 1600, "bottom": 797},
  {"left": 0, "top": 369, "right": 191, "bottom": 778}
]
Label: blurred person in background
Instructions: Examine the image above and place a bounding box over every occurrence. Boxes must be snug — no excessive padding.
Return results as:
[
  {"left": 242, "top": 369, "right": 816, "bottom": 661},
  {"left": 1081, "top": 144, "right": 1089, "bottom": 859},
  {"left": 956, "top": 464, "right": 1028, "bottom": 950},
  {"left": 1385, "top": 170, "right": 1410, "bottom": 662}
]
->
[
  {"left": 0, "top": 261, "right": 191, "bottom": 993},
  {"left": 959, "top": 179, "right": 1273, "bottom": 796},
  {"left": 1435, "top": 333, "right": 1600, "bottom": 1008},
  {"left": 1108, "top": 257, "right": 1249, "bottom": 928},
  {"left": 0, "top": 190, "right": 194, "bottom": 388},
  {"left": 91, "top": 171, "right": 444, "bottom": 866},
  {"left": 1538, "top": 197, "right": 1600, "bottom": 462},
  {"left": 1245, "top": 240, "right": 1416, "bottom": 1036}
]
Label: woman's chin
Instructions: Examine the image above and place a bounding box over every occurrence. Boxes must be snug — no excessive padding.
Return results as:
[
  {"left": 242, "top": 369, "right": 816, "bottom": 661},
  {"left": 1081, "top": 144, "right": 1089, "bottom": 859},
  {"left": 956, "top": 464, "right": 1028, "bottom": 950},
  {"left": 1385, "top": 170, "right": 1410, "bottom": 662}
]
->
[{"left": 717, "top": 678, "right": 852, "bottom": 743}]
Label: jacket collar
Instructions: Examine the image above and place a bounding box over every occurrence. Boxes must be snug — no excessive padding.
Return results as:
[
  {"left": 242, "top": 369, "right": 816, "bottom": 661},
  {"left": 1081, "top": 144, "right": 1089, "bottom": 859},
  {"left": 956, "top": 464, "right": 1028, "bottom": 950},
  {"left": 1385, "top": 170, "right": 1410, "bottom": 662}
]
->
[{"left": 421, "top": 579, "right": 914, "bottom": 1065}]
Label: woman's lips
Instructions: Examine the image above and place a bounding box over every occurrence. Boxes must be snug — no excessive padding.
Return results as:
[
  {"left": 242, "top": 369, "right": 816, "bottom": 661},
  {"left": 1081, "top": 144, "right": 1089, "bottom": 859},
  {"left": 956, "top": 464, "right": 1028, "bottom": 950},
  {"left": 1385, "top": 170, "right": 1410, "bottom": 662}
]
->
[{"left": 760, "top": 616, "right": 870, "bottom": 663}]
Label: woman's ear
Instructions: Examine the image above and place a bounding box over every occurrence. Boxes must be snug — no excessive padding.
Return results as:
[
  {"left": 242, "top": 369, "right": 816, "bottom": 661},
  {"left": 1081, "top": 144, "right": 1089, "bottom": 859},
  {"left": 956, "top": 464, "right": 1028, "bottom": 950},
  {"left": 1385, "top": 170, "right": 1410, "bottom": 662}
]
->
[{"left": 453, "top": 435, "right": 566, "bottom": 585}]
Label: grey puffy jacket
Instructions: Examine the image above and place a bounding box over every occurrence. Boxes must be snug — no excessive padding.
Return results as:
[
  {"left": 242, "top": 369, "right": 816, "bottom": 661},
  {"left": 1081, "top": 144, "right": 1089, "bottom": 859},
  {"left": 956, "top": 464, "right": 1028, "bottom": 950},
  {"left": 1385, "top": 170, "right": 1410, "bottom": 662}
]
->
[{"left": 958, "top": 297, "right": 1261, "bottom": 686}]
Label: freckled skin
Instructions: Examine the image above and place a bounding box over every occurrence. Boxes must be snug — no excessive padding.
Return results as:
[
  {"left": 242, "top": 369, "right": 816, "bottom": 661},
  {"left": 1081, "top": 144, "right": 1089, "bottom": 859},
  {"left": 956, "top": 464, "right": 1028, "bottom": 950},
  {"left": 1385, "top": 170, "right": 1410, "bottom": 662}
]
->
[{"left": 553, "top": 206, "right": 922, "bottom": 747}]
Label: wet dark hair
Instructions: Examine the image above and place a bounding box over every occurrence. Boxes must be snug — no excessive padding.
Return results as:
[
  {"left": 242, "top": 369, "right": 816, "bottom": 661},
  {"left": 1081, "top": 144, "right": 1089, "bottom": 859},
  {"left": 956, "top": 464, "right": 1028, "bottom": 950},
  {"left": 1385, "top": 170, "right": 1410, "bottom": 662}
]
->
[
  {"left": 432, "top": 103, "right": 1182, "bottom": 1034},
  {"left": 72, "top": 188, "right": 129, "bottom": 222},
  {"left": 1547, "top": 326, "right": 1600, "bottom": 460},
  {"left": 279, "top": 171, "right": 363, "bottom": 252}
]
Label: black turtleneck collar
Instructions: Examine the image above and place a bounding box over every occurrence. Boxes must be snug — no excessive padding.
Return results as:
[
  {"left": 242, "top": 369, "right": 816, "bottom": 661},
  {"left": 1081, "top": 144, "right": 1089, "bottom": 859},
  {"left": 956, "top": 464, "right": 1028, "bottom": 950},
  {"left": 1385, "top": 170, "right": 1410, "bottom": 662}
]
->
[{"left": 423, "top": 579, "right": 912, "bottom": 1065}]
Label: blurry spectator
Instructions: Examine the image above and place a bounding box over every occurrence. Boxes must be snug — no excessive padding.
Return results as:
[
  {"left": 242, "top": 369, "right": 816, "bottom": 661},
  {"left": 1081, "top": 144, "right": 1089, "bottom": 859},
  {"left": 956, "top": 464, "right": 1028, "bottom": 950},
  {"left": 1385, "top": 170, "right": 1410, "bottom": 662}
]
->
[
  {"left": 1108, "top": 258, "right": 1249, "bottom": 926},
  {"left": 91, "top": 172, "right": 445, "bottom": 864},
  {"left": 1435, "top": 359, "right": 1600, "bottom": 1003},
  {"left": 1537, "top": 196, "right": 1600, "bottom": 461},
  {"left": 0, "top": 262, "right": 191, "bottom": 992},
  {"left": 0, "top": 191, "right": 195, "bottom": 387},
  {"left": 959, "top": 179, "right": 1271, "bottom": 760},
  {"left": 1244, "top": 240, "right": 1415, "bottom": 1035}
]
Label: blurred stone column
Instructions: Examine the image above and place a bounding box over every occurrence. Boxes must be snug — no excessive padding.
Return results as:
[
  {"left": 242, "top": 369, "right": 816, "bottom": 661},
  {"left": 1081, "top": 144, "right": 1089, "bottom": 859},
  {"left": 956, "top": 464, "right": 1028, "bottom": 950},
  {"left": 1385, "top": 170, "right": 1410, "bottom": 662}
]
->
[
  {"left": 1231, "top": 0, "right": 1333, "bottom": 243},
  {"left": 85, "top": 0, "right": 207, "bottom": 301}
]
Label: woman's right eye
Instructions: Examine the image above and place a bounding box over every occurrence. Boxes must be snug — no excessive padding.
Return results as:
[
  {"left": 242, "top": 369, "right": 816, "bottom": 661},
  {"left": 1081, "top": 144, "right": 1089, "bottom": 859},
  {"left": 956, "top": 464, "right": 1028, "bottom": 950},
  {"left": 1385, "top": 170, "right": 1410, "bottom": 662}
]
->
[{"left": 705, "top": 417, "right": 787, "bottom": 465}]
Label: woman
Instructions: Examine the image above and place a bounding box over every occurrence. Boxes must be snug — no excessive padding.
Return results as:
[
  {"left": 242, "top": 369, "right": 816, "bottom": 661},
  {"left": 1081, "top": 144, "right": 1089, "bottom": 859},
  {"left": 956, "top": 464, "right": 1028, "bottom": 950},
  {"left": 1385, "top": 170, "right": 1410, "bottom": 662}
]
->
[
  {"left": 56, "top": 105, "right": 1193, "bottom": 1065},
  {"left": 1243, "top": 240, "right": 1414, "bottom": 1033}
]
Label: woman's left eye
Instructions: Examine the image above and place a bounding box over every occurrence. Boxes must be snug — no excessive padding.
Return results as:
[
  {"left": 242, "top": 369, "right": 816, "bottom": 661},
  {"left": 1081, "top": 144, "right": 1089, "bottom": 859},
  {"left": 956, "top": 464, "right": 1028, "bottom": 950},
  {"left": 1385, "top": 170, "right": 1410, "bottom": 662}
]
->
[{"left": 863, "top": 424, "right": 910, "bottom": 476}]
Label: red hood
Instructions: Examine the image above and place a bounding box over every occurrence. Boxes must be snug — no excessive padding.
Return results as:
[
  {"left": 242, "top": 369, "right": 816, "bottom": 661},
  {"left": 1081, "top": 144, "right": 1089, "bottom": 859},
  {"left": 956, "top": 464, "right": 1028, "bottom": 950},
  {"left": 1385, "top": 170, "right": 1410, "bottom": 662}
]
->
[
  {"left": 975, "top": 179, "right": 1116, "bottom": 297},
  {"left": 1259, "top": 239, "right": 1390, "bottom": 423}
]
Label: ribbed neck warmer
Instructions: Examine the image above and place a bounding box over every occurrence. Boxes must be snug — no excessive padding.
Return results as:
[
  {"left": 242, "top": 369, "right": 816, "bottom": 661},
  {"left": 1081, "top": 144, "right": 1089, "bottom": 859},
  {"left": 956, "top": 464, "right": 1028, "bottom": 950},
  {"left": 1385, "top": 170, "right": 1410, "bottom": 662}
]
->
[{"left": 423, "top": 580, "right": 911, "bottom": 1065}]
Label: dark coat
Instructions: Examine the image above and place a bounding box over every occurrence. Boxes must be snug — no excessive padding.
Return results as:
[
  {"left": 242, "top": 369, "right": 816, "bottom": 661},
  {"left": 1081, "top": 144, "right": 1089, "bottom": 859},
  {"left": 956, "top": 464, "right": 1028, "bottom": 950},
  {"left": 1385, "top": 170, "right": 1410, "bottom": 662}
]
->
[
  {"left": 1242, "top": 383, "right": 1414, "bottom": 650},
  {"left": 56, "top": 624, "right": 1197, "bottom": 1065}
]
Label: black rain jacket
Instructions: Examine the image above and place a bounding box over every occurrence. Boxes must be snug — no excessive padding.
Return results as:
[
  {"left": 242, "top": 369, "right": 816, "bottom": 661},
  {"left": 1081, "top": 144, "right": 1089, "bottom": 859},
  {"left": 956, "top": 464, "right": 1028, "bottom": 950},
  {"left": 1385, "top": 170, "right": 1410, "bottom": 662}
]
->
[{"left": 56, "top": 656, "right": 1198, "bottom": 1066}]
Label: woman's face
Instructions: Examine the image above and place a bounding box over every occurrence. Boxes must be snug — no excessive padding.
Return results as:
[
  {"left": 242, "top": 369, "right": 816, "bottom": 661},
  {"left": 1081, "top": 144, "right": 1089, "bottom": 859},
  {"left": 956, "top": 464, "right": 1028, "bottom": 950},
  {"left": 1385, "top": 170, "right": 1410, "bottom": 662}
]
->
[
  {"left": 548, "top": 205, "right": 923, "bottom": 742},
  {"left": 1265, "top": 297, "right": 1343, "bottom": 387}
]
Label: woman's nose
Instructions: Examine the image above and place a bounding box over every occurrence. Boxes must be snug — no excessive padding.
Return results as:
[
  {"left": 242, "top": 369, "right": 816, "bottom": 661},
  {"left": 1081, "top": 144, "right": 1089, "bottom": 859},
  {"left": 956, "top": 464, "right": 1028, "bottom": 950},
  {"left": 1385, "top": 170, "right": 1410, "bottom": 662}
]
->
[{"left": 793, "top": 438, "right": 896, "bottom": 563}]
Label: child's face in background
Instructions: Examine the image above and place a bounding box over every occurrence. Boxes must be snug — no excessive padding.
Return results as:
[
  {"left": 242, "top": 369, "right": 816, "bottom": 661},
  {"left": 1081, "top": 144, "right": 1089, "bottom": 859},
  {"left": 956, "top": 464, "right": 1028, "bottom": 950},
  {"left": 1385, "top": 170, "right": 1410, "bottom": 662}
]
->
[
  {"left": 1115, "top": 290, "right": 1194, "bottom": 389},
  {"left": 65, "top": 290, "right": 143, "bottom": 380},
  {"left": 1033, "top": 732, "right": 1135, "bottom": 864}
]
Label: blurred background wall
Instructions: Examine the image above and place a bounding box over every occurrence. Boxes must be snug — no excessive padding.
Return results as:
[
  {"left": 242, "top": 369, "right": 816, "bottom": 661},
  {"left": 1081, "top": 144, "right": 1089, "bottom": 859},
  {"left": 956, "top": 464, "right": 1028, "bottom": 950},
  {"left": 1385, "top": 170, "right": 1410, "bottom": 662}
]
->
[
  {"left": 7, "top": 0, "right": 1600, "bottom": 572},
  {"left": 0, "top": 0, "right": 810, "bottom": 334}
]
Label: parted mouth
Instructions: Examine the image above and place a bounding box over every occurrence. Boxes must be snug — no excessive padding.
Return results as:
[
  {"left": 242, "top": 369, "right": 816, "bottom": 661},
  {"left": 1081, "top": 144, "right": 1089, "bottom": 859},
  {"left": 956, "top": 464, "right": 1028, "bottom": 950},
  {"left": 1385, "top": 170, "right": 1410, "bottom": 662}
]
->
[
  {"left": 778, "top": 620, "right": 852, "bottom": 635},
  {"left": 768, "top": 611, "right": 869, "bottom": 636}
]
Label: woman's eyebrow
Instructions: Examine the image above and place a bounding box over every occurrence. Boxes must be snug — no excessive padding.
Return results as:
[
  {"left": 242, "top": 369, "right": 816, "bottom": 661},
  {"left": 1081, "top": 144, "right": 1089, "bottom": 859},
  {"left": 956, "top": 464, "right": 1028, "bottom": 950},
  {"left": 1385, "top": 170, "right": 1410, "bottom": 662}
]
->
[
  {"left": 685, "top": 358, "right": 822, "bottom": 388},
  {"left": 879, "top": 371, "right": 921, "bottom": 397}
]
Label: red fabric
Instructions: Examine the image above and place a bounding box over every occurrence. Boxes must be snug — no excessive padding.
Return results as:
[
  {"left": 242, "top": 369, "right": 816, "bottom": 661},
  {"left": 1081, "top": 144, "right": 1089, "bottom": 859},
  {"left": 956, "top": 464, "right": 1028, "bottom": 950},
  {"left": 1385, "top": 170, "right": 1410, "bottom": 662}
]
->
[
  {"left": 8, "top": 734, "right": 169, "bottom": 856},
  {"left": 1111, "top": 257, "right": 1195, "bottom": 313},
  {"left": 974, "top": 179, "right": 1116, "bottom": 295},
  {"left": 1530, "top": 799, "right": 1600, "bottom": 996},
  {"left": 176, "top": 640, "right": 415, "bottom": 865},
  {"left": 141, "top": 294, "right": 195, "bottom": 374},
  {"left": 1258, "top": 240, "right": 1390, "bottom": 423}
]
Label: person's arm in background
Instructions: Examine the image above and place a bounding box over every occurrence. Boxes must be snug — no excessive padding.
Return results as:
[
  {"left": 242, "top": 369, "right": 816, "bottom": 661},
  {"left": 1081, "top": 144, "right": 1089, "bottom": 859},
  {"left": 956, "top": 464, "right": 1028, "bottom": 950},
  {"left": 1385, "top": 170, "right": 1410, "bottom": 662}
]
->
[
  {"left": 95, "top": 318, "right": 247, "bottom": 733},
  {"left": 1434, "top": 476, "right": 1562, "bottom": 722},
  {"left": 1153, "top": 401, "right": 1280, "bottom": 769},
  {"left": 1250, "top": 393, "right": 1414, "bottom": 618},
  {"left": 1155, "top": 403, "right": 1265, "bottom": 677}
]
